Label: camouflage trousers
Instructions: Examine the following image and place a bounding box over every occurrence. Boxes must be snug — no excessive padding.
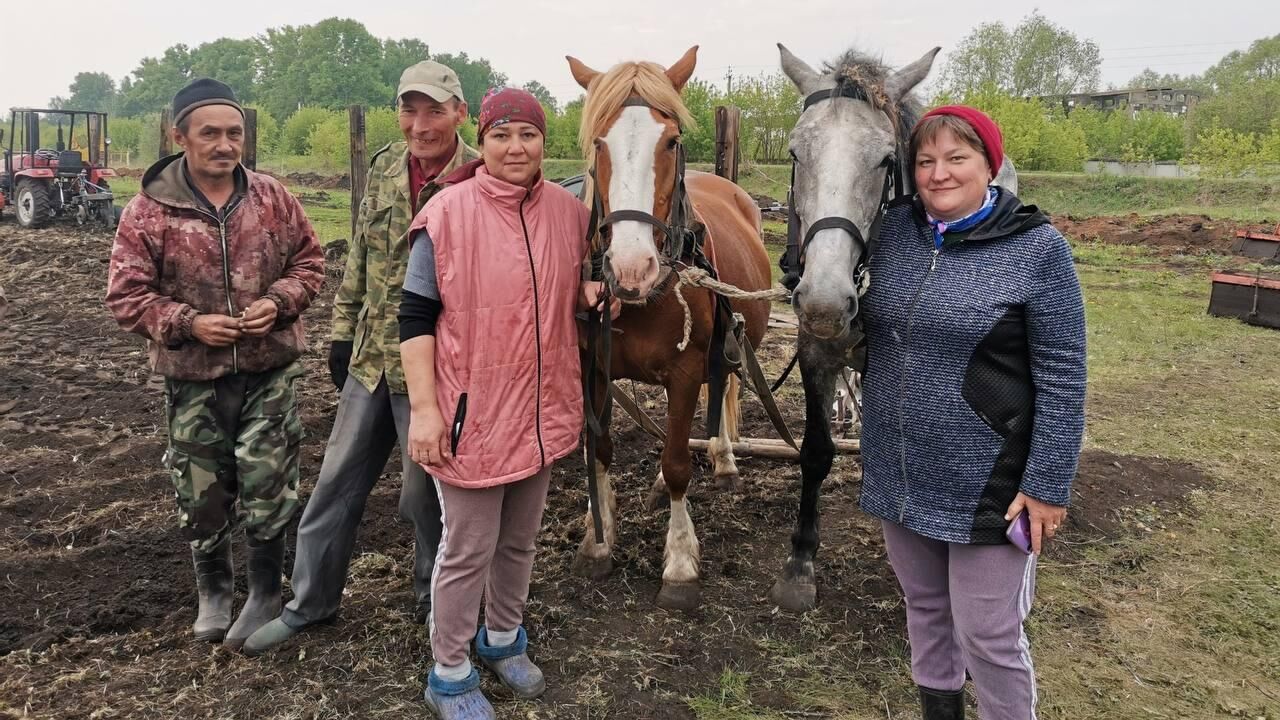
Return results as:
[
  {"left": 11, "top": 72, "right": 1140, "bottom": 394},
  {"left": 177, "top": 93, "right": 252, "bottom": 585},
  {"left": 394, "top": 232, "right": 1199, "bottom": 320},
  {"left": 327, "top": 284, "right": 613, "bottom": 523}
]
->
[{"left": 163, "top": 361, "right": 305, "bottom": 552}]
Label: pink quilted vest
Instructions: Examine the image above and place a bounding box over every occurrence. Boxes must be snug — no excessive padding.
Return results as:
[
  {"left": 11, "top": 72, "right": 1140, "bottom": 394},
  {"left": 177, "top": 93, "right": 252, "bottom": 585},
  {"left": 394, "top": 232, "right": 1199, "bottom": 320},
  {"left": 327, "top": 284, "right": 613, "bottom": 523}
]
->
[{"left": 409, "top": 166, "right": 589, "bottom": 488}]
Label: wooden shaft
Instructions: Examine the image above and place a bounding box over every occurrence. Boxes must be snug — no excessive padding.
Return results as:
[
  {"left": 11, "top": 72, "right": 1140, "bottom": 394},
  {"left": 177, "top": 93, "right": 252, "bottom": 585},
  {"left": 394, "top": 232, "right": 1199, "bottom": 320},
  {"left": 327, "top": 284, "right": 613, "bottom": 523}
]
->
[{"left": 686, "top": 437, "right": 860, "bottom": 459}]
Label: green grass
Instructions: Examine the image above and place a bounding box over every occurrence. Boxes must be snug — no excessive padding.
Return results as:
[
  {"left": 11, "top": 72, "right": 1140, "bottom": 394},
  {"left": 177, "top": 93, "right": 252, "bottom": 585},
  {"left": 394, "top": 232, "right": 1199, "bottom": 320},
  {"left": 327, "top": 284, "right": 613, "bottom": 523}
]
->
[{"left": 1020, "top": 172, "right": 1280, "bottom": 222}]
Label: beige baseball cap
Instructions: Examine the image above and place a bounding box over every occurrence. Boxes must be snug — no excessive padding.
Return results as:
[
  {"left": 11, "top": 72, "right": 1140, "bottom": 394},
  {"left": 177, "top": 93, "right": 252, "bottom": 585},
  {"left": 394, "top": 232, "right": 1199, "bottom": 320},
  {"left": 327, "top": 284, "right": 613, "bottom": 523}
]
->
[{"left": 397, "top": 60, "right": 465, "bottom": 104}]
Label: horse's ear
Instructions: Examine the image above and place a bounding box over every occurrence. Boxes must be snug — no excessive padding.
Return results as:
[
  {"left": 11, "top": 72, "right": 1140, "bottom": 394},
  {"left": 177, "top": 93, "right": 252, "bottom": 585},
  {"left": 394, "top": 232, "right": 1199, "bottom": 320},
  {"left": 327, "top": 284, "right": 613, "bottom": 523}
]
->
[
  {"left": 665, "top": 46, "right": 699, "bottom": 91},
  {"left": 885, "top": 47, "right": 941, "bottom": 103},
  {"left": 567, "top": 55, "right": 601, "bottom": 90},
  {"left": 778, "top": 44, "right": 821, "bottom": 95}
]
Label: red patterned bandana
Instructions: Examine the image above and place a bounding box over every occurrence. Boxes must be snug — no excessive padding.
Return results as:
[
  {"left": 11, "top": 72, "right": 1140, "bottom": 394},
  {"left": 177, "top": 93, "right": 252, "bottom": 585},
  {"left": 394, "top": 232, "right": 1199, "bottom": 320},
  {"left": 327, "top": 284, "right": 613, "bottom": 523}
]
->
[{"left": 478, "top": 87, "right": 547, "bottom": 140}]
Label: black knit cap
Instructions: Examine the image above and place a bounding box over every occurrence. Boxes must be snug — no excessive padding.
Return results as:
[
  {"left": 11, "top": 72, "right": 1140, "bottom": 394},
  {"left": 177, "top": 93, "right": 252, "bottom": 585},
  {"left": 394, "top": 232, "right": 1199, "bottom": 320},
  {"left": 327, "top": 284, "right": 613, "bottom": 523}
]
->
[{"left": 173, "top": 78, "right": 243, "bottom": 126}]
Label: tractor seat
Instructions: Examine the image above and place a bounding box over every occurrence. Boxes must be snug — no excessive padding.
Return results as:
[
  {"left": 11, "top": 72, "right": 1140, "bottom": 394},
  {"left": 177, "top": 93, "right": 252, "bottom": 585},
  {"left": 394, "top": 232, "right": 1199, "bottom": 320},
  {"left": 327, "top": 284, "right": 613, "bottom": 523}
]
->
[{"left": 55, "top": 151, "right": 84, "bottom": 176}]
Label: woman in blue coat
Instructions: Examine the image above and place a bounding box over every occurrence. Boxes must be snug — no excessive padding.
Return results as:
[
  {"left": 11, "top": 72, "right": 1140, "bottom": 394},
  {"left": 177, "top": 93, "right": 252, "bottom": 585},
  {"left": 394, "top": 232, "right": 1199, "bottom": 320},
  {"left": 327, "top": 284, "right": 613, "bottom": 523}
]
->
[{"left": 860, "top": 106, "right": 1086, "bottom": 720}]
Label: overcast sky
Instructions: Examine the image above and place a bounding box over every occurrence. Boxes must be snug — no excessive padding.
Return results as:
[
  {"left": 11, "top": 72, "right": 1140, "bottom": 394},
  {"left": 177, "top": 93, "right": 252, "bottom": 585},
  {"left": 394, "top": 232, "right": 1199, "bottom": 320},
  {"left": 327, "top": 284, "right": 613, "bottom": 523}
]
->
[{"left": 4, "top": 0, "right": 1272, "bottom": 110}]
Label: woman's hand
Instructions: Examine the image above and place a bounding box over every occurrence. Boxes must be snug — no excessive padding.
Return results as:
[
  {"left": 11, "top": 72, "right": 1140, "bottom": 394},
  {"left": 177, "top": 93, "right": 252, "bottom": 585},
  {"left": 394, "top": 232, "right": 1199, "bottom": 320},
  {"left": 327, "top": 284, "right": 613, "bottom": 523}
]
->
[
  {"left": 579, "top": 280, "right": 622, "bottom": 320},
  {"left": 408, "top": 406, "right": 449, "bottom": 470},
  {"left": 1006, "top": 492, "right": 1067, "bottom": 555}
]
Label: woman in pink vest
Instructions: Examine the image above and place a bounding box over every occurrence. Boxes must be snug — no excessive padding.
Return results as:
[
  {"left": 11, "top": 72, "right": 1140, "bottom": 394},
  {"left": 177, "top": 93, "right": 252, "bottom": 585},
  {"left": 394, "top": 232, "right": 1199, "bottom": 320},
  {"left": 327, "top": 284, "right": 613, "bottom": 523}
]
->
[{"left": 398, "top": 87, "right": 615, "bottom": 720}]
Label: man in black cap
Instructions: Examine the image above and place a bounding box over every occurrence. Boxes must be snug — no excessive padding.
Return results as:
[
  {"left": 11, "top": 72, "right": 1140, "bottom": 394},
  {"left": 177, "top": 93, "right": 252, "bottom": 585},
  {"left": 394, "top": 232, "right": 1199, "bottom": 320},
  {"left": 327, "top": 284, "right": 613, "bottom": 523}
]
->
[{"left": 105, "top": 78, "right": 325, "bottom": 650}]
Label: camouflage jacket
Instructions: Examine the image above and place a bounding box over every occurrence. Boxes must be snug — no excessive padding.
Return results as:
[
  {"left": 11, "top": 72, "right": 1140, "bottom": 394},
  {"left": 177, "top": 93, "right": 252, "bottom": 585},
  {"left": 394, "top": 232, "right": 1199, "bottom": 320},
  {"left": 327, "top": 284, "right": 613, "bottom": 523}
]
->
[
  {"left": 105, "top": 154, "right": 325, "bottom": 381},
  {"left": 332, "top": 136, "right": 479, "bottom": 394}
]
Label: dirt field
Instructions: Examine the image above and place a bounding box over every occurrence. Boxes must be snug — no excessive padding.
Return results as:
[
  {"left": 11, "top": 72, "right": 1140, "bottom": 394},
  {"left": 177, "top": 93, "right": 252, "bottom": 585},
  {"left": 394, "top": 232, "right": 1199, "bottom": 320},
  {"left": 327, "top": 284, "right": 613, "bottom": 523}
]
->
[{"left": 0, "top": 218, "right": 1217, "bottom": 719}]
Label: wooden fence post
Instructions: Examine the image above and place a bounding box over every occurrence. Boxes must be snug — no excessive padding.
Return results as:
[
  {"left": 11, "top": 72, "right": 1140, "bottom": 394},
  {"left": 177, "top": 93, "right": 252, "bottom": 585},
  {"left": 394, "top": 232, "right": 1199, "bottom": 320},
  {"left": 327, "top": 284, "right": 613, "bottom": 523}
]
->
[
  {"left": 243, "top": 108, "right": 258, "bottom": 171},
  {"left": 349, "top": 105, "right": 367, "bottom": 240},
  {"left": 714, "top": 105, "right": 741, "bottom": 183},
  {"left": 159, "top": 108, "right": 173, "bottom": 160}
]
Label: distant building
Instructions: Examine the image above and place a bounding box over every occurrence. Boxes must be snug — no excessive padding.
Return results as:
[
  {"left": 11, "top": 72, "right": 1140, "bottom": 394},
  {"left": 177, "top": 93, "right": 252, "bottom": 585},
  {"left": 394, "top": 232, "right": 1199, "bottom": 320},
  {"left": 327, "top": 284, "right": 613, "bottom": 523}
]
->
[{"left": 1044, "top": 88, "right": 1201, "bottom": 117}]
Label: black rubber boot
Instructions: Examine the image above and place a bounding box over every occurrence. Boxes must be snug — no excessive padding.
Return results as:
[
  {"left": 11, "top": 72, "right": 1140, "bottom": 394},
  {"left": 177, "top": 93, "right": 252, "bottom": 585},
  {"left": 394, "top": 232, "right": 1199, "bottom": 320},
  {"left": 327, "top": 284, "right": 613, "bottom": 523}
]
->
[
  {"left": 919, "top": 686, "right": 965, "bottom": 720},
  {"left": 191, "top": 536, "right": 234, "bottom": 642},
  {"left": 223, "top": 534, "right": 285, "bottom": 650}
]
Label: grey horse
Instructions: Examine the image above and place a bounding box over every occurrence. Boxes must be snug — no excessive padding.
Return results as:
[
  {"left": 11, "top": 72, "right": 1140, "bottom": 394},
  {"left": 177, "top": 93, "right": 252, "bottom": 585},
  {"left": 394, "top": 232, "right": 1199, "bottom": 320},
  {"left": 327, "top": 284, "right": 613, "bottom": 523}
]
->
[{"left": 769, "top": 43, "right": 1015, "bottom": 611}]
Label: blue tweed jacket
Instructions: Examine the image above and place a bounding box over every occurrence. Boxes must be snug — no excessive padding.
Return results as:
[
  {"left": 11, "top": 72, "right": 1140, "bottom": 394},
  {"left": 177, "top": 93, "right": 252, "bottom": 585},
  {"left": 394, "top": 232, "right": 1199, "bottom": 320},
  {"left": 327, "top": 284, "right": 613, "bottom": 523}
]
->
[{"left": 859, "top": 189, "right": 1086, "bottom": 544}]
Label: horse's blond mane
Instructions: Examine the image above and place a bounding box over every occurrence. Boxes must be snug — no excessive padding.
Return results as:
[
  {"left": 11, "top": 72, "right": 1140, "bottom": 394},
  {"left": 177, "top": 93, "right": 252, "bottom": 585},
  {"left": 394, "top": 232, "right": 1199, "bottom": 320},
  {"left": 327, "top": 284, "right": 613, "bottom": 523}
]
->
[{"left": 578, "top": 61, "right": 695, "bottom": 164}]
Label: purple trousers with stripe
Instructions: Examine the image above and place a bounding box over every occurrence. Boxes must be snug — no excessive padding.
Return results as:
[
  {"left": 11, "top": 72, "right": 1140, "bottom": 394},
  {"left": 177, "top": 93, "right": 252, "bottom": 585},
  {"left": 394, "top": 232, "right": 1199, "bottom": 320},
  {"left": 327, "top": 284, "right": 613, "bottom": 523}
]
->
[{"left": 882, "top": 520, "right": 1039, "bottom": 720}]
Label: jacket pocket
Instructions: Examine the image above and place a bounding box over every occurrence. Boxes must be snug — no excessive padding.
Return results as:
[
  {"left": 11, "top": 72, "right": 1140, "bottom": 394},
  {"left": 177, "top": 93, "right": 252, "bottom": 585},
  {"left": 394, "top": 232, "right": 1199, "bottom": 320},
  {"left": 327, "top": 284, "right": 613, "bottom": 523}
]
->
[{"left": 450, "top": 392, "right": 468, "bottom": 455}]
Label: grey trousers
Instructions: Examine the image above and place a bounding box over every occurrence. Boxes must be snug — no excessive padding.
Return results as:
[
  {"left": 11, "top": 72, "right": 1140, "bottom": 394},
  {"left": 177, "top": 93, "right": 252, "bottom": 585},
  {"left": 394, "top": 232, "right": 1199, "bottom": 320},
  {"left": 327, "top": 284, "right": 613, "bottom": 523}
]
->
[
  {"left": 882, "top": 520, "right": 1039, "bottom": 720},
  {"left": 282, "top": 375, "right": 442, "bottom": 627}
]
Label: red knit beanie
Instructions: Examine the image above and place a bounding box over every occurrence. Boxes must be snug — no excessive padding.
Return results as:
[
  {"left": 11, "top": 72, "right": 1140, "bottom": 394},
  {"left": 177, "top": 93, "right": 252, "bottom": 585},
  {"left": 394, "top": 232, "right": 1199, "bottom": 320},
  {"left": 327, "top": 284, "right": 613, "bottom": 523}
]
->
[
  {"left": 478, "top": 87, "right": 547, "bottom": 140},
  {"left": 918, "top": 105, "right": 1004, "bottom": 175}
]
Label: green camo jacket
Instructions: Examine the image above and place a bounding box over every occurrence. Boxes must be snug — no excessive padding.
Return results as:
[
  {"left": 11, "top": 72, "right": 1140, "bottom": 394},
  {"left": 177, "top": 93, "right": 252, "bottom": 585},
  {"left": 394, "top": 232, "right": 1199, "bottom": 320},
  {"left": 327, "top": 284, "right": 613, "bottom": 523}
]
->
[{"left": 331, "top": 136, "right": 479, "bottom": 394}]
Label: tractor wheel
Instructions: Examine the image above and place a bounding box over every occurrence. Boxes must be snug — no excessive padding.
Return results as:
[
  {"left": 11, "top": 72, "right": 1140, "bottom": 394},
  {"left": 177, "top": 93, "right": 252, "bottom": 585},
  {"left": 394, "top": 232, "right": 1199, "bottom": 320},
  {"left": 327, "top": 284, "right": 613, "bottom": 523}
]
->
[{"left": 15, "top": 179, "right": 52, "bottom": 229}]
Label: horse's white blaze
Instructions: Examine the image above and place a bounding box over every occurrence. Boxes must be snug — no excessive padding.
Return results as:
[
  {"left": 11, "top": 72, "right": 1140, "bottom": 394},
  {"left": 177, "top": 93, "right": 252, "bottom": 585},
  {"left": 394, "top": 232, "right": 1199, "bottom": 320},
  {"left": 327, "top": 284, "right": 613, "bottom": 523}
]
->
[
  {"left": 579, "top": 461, "right": 616, "bottom": 558},
  {"left": 603, "top": 106, "right": 665, "bottom": 288},
  {"left": 663, "top": 497, "right": 701, "bottom": 583}
]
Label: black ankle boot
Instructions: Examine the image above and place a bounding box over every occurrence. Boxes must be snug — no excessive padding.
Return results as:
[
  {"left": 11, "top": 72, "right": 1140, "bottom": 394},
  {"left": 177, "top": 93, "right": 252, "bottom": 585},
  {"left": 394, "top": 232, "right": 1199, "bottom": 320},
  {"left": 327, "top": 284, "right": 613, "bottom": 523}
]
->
[
  {"left": 191, "top": 536, "right": 234, "bottom": 642},
  {"left": 223, "top": 534, "right": 284, "bottom": 650},
  {"left": 919, "top": 686, "right": 964, "bottom": 720}
]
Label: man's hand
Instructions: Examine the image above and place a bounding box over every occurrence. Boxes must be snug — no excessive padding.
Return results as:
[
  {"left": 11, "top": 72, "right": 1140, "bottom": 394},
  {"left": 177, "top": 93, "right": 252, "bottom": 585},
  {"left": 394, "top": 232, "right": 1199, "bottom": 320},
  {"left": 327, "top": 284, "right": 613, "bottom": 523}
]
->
[
  {"left": 579, "top": 280, "right": 622, "bottom": 320},
  {"left": 191, "top": 314, "right": 243, "bottom": 347},
  {"left": 238, "top": 298, "right": 279, "bottom": 337},
  {"left": 328, "top": 340, "right": 354, "bottom": 391}
]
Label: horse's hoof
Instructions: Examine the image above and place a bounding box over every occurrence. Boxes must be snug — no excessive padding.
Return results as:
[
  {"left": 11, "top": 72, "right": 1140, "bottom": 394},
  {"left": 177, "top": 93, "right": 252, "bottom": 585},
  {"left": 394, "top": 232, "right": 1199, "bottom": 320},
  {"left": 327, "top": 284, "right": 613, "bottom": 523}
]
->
[
  {"left": 571, "top": 552, "right": 613, "bottom": 581},
  {"left": 713, "top": 472, "right": 743, "bottom": 492},
  {"left": 656, "top": 581, "right": 701, "bottom": 611},
  {"left": 769, "top": 578, "right": 817, "bottom": 612},
  {"left": 645, "top": 487, "right": 670, "bottom": 511}
]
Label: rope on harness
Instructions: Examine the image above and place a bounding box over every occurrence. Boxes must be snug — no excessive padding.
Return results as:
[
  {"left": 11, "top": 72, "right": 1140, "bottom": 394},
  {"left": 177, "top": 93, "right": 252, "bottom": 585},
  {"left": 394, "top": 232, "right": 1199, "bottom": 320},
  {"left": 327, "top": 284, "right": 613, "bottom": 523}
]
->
[{"left": 671, "top": 267, "right": 790, "bottom": 351}]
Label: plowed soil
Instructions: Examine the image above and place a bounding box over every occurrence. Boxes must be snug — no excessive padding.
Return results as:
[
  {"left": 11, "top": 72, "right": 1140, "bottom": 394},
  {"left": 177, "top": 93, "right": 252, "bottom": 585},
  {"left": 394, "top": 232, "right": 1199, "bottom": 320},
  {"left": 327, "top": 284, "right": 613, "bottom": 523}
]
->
[{"left": 0, "top": 219, "right": 1210, "bottom": 719}]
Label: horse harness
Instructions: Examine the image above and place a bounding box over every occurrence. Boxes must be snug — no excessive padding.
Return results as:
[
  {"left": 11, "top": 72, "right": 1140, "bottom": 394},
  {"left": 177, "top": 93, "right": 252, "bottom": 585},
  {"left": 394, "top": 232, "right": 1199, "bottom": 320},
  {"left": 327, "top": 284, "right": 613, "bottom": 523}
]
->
[
  {"left": 579, "top": 96, "right": 793, "bottom": 544},
  {"left": 779, "top": 84, "right": 906, "bottom": 293},
  {"left": 770, "top": 85, "right": 909, "bottom": 393}
]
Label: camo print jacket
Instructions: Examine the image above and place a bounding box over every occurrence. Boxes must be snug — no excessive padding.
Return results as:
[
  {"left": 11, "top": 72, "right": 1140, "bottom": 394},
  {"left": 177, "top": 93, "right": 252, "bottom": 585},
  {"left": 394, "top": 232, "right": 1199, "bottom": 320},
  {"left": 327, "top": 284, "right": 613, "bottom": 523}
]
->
[
  {"left": 105, "top": 154, "right": 325, "bottom": 381},
  {"left": 332, "top": 136, "right": 478, "bottom": 394}
]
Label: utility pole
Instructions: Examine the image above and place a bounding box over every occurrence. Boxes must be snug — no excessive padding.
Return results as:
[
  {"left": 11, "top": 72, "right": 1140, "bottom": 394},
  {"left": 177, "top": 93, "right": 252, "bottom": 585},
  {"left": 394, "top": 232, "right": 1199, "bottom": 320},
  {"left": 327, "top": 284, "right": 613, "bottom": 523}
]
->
[{"left": 725, "top": 66, "right": 734, "bottom": 95}]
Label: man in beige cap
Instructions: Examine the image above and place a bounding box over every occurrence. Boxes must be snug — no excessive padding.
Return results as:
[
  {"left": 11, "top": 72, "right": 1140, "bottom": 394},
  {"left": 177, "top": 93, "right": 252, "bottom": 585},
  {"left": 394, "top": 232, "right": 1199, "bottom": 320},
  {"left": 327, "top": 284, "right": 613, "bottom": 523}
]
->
[{"left": 244, "top": 60, "right": 479, "bottom": 655}]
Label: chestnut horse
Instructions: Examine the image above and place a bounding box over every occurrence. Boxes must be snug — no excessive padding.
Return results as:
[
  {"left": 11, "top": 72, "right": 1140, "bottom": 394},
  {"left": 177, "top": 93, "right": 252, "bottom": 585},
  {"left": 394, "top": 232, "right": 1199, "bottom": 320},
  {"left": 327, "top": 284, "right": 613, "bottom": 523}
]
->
[{"left": 566, "top": 47, "right": 773, "bottom": 610}]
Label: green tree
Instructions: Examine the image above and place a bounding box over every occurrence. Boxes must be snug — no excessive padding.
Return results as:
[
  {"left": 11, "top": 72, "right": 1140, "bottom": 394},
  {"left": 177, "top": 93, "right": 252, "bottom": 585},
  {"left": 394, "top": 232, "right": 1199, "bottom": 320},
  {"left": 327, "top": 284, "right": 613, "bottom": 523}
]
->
[
  {"left": 107, "top": 117, "right": 144, "bottom": 154},
  {"left": 189, "top": 38, "right": 262, "bottom": 104},
  {"left": 281, "top": 106, "right": 338, "bottom": 154},
  {"left": 244, "top": 105, "right": 280, "bottom": 153},
  {"left": 521, "top": 81, "right": 557, "bottom": 112},
  {"left": 1187, "top": 128, "right": 1262, "bottom": 177},
  {"left": 681, "top": 78, "right": 720, "bottom": 163},
  {"left": 545, "top": 96, "right": 583, "bottom": 160},
  {"left": 381, "top": 38, "right": 431, "bottom": 91},
  {"left": 51, "top": 72, "right": 117, "bottom": 112},
  {"left": 431, "top": 52, "right": 507, "bottom": 117},
  {"left": 295, "top": 19, "right": 390, "bottom": 110},
  {"left": 941, "top": 11, "right": 1101, "bottom": 97},
  {"left": 118, "top": 44, "right": 195, "bottom": 117},
  {"left": 726, "top": 72, "right": 798, "bottom": 163}
]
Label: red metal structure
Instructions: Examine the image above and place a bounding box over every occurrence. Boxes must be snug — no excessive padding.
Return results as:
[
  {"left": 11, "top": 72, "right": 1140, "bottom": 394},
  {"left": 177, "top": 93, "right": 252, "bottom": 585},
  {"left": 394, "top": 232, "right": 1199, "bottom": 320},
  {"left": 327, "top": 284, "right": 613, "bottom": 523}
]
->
[{"left": 1, "top": 108, "right": 117, "bottom": 228}]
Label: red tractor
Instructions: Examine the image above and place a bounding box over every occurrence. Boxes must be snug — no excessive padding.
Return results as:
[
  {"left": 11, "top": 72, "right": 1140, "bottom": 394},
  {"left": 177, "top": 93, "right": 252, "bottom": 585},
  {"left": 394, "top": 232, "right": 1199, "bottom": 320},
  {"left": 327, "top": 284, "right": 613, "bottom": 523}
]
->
[{"left": 0, "top": 108, "right": 118, "bottom": 228}]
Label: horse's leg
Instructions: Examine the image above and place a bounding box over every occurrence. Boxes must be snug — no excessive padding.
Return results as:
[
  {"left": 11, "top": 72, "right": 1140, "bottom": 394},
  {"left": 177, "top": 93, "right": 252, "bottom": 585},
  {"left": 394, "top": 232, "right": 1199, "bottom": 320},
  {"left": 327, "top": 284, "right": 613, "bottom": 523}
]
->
[
  {"left": 572, "top": 372, "right": 618, "bottom": 581},
  {"left": 709, "top": 373, "right": 743, "bottom": 491},
  {"left": 769, "top": 345, "right": 837, "bottom": 612},
  {"left": 655, "top": 373, "right": 702, "bottom": 611}
]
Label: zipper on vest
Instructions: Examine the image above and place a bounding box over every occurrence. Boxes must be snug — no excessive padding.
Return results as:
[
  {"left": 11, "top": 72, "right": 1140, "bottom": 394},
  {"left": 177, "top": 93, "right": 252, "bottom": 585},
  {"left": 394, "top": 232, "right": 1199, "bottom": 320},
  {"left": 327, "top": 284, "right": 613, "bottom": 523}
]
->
[
  {"left": 897, "top": 239, "right": 941, "bottom": 522},
  {"left": 518, "top": 190, "right": 546, "bottom": 467}
]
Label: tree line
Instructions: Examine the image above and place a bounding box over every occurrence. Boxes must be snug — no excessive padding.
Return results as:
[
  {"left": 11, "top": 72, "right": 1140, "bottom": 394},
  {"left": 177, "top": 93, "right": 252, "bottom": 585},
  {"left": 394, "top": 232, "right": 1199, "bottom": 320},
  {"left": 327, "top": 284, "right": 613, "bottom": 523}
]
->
[{"left": 51, "top": 16, "right": 1280, "bottom": 177}]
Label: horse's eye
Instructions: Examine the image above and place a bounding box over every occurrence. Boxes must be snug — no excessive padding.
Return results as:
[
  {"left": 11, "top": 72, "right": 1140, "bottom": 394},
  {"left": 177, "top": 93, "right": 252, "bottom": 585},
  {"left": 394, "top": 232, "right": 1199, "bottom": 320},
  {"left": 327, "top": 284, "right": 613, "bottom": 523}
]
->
[
  {"left": 667, "top": 137, "right": 680, "bottom": 150},
  {"left": 881, "top": 154, "right": 896, "bottom": 168},
  {"left": 593, "top": 138, "right": 603, "bottom": 149},
  {"left": 789, "top": 149, "right": 800, "bottom": 163}
]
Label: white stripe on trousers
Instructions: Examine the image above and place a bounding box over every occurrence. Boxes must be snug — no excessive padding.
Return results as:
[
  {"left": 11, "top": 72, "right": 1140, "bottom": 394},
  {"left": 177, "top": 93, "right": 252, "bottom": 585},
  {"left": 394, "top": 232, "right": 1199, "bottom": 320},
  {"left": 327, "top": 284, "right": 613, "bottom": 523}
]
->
[{"left": 1015, "top": 552, "right": 1038, "bottom": 719}]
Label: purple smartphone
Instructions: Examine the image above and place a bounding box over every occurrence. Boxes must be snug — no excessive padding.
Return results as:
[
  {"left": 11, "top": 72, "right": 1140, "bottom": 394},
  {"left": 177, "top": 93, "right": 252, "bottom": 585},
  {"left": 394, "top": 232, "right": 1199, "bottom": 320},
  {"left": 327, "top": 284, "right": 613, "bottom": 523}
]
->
[{"left": 1006, "top": 510, "right": 1033, "bottom": 554}]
